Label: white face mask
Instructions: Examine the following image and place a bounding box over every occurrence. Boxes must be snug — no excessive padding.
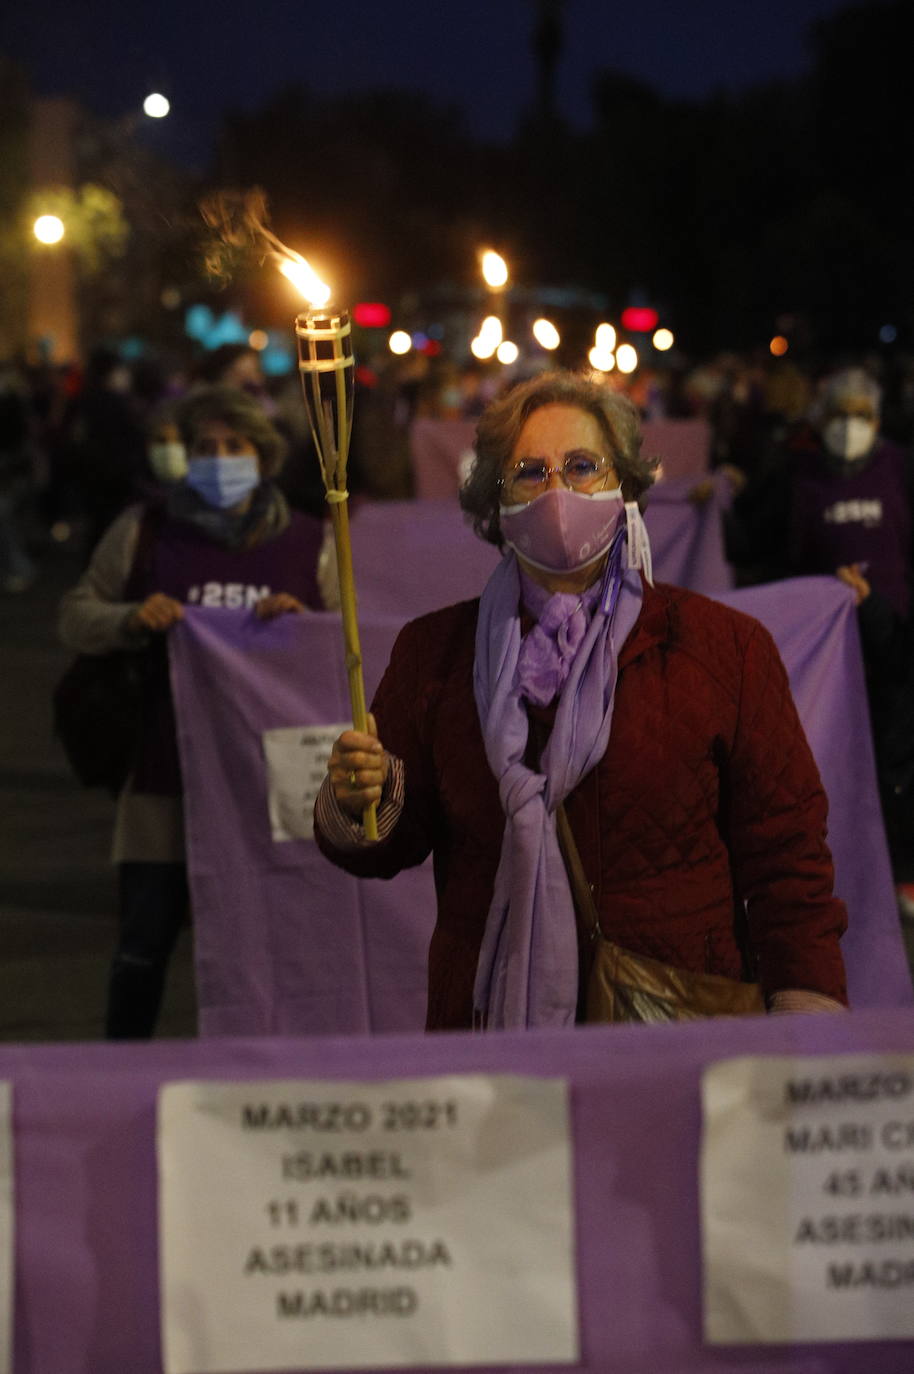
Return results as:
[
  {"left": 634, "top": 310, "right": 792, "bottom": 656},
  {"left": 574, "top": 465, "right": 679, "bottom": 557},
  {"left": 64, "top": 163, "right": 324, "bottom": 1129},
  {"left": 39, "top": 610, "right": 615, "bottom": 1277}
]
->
[
  {"left": 148, "top": 440, "right": 188, "bottom": 483},
  {"left": 823, "top": 416, "right": 877, "bottom": 463}
]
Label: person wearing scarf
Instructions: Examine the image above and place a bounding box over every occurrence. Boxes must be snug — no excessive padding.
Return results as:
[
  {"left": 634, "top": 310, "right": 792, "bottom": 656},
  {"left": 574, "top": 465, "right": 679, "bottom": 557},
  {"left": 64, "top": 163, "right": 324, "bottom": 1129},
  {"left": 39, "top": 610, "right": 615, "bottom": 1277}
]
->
[
  {"left": 59, "top": 385, "right": 337, "bottom": 1038},
  {"left": 315, "top": 371, "right": 848, "bottom": 1030}
]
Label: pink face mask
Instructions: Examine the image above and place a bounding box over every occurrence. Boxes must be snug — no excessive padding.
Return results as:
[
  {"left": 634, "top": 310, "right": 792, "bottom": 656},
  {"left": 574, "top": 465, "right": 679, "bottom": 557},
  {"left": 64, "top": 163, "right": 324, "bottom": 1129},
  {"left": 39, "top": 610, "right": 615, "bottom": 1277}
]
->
[{"left": 500, "top": 485, "right": 626, "bottom": 573}]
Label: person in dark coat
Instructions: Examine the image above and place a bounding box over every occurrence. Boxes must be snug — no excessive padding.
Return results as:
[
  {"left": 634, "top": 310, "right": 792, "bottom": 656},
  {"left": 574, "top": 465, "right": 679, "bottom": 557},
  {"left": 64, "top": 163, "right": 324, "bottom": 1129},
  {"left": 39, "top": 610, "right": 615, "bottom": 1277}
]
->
[
  {"left": 789, "top": 368, "right": 912, "bottom": 622},
  {"left": 789, "top": 369, "right": 914, "bottom": 894},
  {"left": 314, "top": 371, "right": 848, "bottom": 1031}
]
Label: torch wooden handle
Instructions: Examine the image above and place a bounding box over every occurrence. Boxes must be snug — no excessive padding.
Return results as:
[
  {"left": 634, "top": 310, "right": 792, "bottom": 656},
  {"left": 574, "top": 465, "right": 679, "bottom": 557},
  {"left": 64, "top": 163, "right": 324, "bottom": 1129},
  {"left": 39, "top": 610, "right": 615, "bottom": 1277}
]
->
[{"left": 329, "top": 500, "right": 378, "bottom": 841}]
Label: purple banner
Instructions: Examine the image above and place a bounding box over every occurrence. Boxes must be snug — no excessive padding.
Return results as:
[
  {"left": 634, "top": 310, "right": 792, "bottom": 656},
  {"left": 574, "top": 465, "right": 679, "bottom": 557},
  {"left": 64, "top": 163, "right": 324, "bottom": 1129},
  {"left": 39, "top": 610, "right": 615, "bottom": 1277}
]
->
[
  {"left": 5, "top": 1008, "right": 914, "bottom": 1372},
  {"left": 350, "top": 487, "right": 732, "bottom": 619},
  {"left": 642, "top": 415, "right": 712, "bottom": 480},
  {"left": 171, "top": 609, "right": 433, "bottom": 1036},
  {"left": 409, "top": 416, "right": 477, "bottom": 500},
  {"left": 409, "top": 415, "right": 712, "bottom": 497},
  {"left": 169, "top": 572, "right": 911, "bottom": 1039},
  {"left": 645, "top": 471, "right": 734, "bottom": 592}
]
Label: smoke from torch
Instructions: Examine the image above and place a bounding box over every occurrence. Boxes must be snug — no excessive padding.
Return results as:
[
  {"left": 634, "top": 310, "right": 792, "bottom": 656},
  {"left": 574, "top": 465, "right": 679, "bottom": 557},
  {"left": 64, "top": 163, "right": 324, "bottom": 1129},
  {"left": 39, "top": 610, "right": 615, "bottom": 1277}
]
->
[{"left": 199, "top": 188, "right": 328, "bottom": 304}]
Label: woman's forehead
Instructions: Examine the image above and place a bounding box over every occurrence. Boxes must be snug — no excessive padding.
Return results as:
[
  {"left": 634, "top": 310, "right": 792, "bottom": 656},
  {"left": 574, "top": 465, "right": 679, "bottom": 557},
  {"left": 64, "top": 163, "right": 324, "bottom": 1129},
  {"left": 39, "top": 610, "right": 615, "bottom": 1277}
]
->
[
  {"left": 513, "top": 403, "right": 604, "bottom": 455},
  {"left": 195, "top": 417, "right": 236, "bottom": 435}
]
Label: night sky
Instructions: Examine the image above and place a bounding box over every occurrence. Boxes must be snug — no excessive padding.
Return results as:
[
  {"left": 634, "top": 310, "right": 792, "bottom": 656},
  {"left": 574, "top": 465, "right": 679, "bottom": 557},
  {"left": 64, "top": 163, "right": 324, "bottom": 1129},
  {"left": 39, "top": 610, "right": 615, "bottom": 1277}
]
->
[{"left": 6, "top": 0, "right": 856, "bottom": 166}]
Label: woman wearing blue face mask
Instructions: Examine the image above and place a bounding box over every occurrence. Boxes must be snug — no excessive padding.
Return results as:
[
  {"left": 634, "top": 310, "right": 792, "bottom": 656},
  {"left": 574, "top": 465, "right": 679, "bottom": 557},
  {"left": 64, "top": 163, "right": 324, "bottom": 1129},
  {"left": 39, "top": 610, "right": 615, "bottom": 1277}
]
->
[{"left": 58, "top": 385, "right": 339, "bottom": 1038}]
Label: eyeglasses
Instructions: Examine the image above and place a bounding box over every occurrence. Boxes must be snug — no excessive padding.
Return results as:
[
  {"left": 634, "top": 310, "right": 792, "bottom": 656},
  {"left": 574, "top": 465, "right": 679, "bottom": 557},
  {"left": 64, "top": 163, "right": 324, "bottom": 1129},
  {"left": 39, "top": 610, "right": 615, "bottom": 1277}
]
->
[{"left": 499, "top": 450, "right": 617, "bottom": 504}]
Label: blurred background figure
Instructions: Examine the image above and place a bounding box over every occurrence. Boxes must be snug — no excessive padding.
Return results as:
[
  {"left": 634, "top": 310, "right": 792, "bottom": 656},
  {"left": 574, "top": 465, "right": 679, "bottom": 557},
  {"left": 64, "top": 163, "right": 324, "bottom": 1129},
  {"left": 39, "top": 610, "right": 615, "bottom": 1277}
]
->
[
  {"left": 732, "top": 364, "right": 914, "bottom": 902},
  {"left": 789, "top": 368, "right": 911, "bottom": 620},
  {"left": 142, "top": 404, "right": 188, "bottom": 489},
  {"left": 0, "top": 360, "right": 37, "bottom": 593},
  {"left": 62, "top": 347, "right": 147, "bottom": 559},
  {"left": 192, "top": 343, "right": 272, "bottom": 407},
  {"left": 57, "top": 385, "right": 336, "bottom": 1039}
]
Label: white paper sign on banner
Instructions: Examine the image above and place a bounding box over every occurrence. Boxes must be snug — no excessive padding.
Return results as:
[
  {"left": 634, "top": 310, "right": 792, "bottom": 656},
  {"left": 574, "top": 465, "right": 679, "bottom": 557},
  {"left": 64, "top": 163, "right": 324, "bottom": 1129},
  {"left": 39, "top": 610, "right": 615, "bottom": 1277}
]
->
[
  {"left": 702, "top": 1052, "right": 914, "bottom": 1344},
  {"left": 0, "top": 1082, "right": 13, "bottom": 1374},
  {"left": 261, "top": 724, "right": 349, "bottom": 842},
  {"left": 158, "top": 1074, "right": 577, "bottom": 1374}
]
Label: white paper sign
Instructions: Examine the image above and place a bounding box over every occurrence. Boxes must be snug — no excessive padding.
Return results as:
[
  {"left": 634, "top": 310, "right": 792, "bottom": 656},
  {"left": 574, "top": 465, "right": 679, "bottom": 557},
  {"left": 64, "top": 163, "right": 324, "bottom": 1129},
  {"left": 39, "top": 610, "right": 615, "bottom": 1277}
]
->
[
  {"left": 702, "top": 1052, "right": 914, "bottom": 1344},
  {"left": 158, "top": 1074, "right": 577, "bottom": 1373},
  {"left": 0, "top": 1082, "right": 13, "bottom": 1374},
  {"left": 261, "top": 724, "right": 348, "bottom": 841}
]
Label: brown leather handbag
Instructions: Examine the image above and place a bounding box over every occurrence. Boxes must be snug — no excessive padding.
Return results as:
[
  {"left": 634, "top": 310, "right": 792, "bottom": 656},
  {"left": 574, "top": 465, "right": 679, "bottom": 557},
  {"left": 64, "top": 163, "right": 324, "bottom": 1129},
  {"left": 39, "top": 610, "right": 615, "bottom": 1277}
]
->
[{"left": 554, "top": 802, "right": 766, "bottom": 1024}]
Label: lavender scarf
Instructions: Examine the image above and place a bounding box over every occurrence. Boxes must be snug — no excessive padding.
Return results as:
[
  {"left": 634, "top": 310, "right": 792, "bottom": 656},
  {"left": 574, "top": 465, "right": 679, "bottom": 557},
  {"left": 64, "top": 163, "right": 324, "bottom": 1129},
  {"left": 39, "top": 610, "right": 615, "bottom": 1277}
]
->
[{"left": 472, "top": 532, "right": 646, "bottom": 1029}]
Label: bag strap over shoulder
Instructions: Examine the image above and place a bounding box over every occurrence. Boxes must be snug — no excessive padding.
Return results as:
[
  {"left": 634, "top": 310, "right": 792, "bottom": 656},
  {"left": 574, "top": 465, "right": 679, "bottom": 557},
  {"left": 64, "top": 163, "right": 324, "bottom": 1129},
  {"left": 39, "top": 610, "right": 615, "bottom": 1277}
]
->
[{"left": 554, "top": 801, "right": 601, "bottom": 952}]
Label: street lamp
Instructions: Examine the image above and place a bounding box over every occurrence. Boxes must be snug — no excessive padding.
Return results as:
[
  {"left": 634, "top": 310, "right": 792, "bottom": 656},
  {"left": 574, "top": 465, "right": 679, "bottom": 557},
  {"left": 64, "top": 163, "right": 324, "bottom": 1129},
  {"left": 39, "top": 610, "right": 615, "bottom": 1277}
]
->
[
  {"left": 33, "top": 215, "right": 65, "bottom": 245},
  {"left": 616, "top": 343, "right": 639, "bottom": 374},
  {"left": 480, "top": 249, "right": 509, "bottom": 290},
  {"left": 532, "top": 318, "right": 560, "bottom": 350},
  {"left": 143, "top": 93, "right": 171, "bottom": 119}
]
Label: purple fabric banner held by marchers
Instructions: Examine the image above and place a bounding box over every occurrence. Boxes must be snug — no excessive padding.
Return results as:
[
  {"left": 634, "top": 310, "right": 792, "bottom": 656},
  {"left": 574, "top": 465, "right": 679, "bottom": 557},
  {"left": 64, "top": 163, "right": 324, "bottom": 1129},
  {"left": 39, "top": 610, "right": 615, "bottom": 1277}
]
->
[
  {"left": 5, "top": 1008, "right": 914, "bottom": 1372},
  {"left": 348, "top": 485, "right": 732, "bottom": 620},
  {"left": 169, "top": 568, "right": 912, "bottom": 1038}
]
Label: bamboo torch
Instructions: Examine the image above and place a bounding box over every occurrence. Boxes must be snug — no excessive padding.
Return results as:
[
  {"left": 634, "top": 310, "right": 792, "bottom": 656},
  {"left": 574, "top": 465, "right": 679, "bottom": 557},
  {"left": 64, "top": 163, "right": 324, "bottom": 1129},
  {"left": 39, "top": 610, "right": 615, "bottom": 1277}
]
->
[{"left": 283, "top": 258, "right": 377, "bottom": 839}]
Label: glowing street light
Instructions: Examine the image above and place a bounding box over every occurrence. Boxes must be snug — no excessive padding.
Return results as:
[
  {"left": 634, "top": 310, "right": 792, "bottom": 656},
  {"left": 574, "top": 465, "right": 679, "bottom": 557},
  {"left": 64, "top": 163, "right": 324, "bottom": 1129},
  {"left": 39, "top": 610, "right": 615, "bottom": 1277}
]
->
[
  {"left": 480, "top": 249, "right": 509, "bottom": 289},
  {"left": 480, "top": 315, "right": 502, "bottom": 343},
  {"left": 478, "top": 315, "right": 503, "bottom": 349},
  {"left": 652, "top": 328, "right": 674, "bottom": 352},
  {"left": 496, "top": 340, "right": 519, "bottom": 365},
  {"left": 588, "top": 346, "right": 615, "bottom": 373},
  {"left": 470, "top": 313, "right": 503, "bottom": 359},
  {"left": 388, "top": 330, "right": 412, "bottom": 355},
  {"left": 616, "top": 343, "right": 639, "bottom": 374},
  {"left": 532, "top": 318, "right": 560, "bottom": 350},
  {"left": 595, "top": 322, "right": 616, "bottom": 352},
  {"left": 33, "top": 215, "right": 65, "bottom": 245},
  {"left": 769, "top": 335, "right": 789, "bottom": 357},
  {"left": 143, "top": 93, "right": 171, "bottom": 119}
]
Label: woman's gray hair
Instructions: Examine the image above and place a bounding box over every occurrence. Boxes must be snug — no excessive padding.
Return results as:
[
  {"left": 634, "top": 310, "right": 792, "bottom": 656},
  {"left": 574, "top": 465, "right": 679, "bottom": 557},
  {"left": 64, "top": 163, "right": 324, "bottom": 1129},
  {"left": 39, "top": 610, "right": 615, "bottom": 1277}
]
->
[
  {"left": 459, "top": 370, "right": 657, "bottom": 546},
  {"left": 815, "top": 367, "right": 882, "bottom": 423},
  {"left": 177, "top": 384, "right": 287, "bottom": 477}
]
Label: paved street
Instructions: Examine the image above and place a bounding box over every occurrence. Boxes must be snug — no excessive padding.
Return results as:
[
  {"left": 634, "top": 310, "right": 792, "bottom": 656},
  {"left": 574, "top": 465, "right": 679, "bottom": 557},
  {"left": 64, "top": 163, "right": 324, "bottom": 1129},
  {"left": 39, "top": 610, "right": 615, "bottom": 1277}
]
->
[{"left": 0, "top": 542, "right": 195, "bottom": 1042}]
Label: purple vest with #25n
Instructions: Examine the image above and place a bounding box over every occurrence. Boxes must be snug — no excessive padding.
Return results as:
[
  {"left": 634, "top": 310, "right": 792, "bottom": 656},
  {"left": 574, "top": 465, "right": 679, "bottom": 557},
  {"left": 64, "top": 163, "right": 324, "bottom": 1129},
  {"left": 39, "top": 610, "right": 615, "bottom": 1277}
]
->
[
  {"left": 132, "top": 509, "right": 325, "bottom": 796},
  {"left": 789, "top": 440, "right": 911, "bottom": 619}
]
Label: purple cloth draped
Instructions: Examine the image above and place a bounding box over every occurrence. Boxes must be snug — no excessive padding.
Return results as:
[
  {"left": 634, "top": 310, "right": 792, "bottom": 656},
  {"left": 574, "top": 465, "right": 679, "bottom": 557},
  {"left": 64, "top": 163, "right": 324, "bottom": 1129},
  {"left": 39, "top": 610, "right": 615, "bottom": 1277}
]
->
[
  {"left": 169, "top": 579, "right": 912, "bottom": 1040},
  {"left": 351, "top": 489, "right": 732, "bottom": 616},
  {"left": 6, "top": 1010, "right": 914, "bottom": 1372},
  {"left": 409, "top": 416, "right": 478, "bottom": 499},
  {"left": 169, "top": 609, "right": 433, "bottom": 1036},
  {"left": 645, "top": 471, "right": 734, "bottom": 591},
  {"left": 642, "top": 415, "right": 711, "bottom": 479},
  {"left": 408, "top": 416, "right": 712, "bottom": 495},
  {"left": 346, "top": 490, "right": 730, "bottom": 619},
  {"left": 472, "top": 551, "right": 645, "bottom": 1028}
]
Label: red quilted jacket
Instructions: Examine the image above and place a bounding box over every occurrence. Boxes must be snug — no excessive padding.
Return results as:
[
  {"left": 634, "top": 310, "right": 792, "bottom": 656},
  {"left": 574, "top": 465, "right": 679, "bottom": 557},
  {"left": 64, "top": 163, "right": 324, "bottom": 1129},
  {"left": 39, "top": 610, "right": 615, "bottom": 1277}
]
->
[{"left": 316, "top": 578, "right": 848, "bottom": 1029}]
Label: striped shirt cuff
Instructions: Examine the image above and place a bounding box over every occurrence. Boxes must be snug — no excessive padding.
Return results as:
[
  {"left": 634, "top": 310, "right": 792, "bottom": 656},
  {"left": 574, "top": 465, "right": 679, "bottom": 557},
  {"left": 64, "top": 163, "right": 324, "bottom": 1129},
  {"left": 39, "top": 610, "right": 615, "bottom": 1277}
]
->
[
  {"left": 769, "top": 989, "right": 848, "bottom": 1015},
  {"left": 314, "top": 756, "right": 405, "bottom": 851}
]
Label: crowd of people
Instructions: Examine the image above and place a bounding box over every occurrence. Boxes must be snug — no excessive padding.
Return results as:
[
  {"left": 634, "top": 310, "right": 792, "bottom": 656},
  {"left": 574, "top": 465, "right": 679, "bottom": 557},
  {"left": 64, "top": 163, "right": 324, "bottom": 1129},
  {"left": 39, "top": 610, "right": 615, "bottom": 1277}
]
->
[{"left": 3, "top": 335, "right": 914, "bottom": 1035}]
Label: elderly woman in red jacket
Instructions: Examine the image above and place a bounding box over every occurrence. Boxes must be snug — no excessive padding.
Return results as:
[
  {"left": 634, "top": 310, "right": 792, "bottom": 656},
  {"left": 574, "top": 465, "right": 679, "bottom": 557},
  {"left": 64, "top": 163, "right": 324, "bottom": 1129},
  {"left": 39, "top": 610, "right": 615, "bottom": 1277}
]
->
[{"left": 315, "top": 370, "right": 848, "bottom": 1031}]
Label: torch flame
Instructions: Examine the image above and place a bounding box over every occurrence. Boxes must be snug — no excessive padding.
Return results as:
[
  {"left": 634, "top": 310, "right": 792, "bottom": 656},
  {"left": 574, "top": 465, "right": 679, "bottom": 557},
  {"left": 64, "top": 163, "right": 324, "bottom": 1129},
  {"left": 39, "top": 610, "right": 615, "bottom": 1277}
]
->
[
  {"left": 279, "top": 254, "right": 332, "bottom": 308},
  {"left": 480, "top": 249, "right": 509, "bottom": 289}
]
